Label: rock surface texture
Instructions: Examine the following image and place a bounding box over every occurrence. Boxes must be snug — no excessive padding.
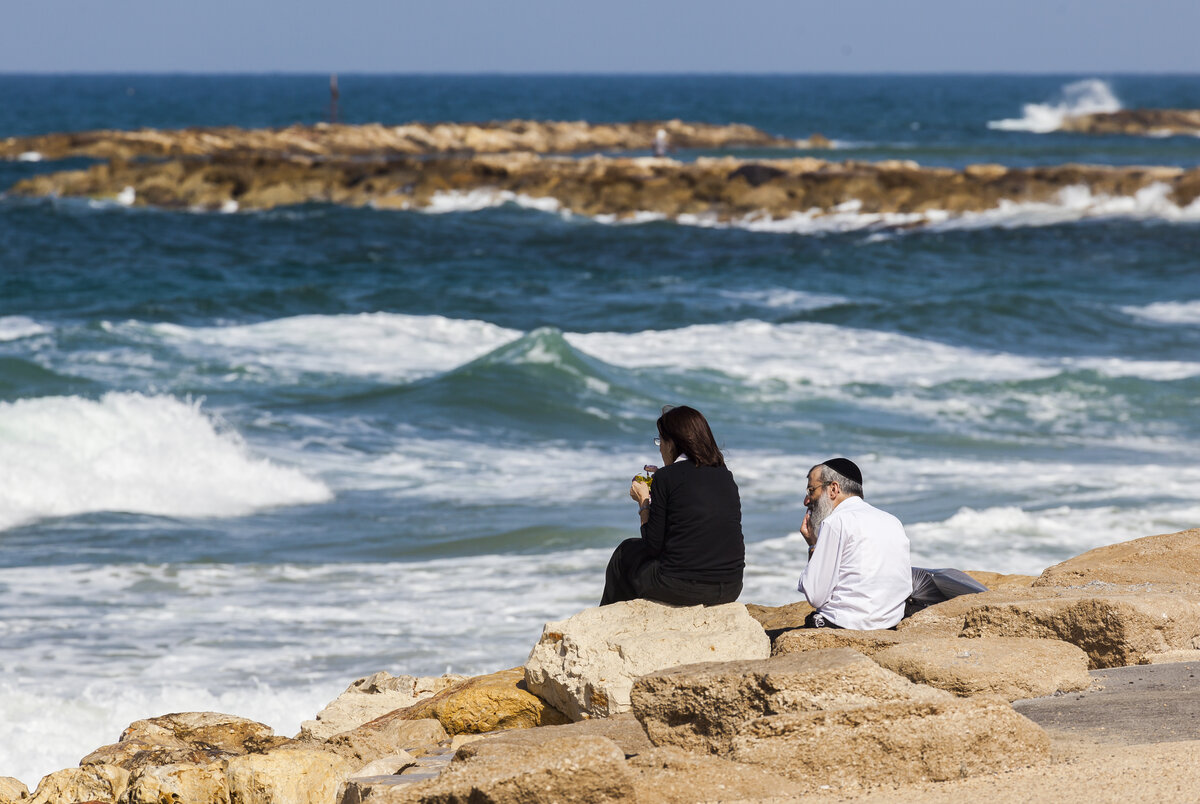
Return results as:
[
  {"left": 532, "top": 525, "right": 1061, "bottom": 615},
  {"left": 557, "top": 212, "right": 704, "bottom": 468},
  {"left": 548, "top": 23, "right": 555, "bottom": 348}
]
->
[
  {"left": 872, "top": 636, "right": 1092, "bottom": 700},
  {"left": 524, "top": 600, "right": 771, "bottom": 720},
  {"left": 1058, "top": 108, "right": 1200, "bottom": 137},
  {"left": 0, "top": 778, "right": 28, "bottom": 804},
  {"left": 1034, "top": 527, "right": 1200, "bottom": 589},
  {"left": 224, "top": 747, "right": 357, "bottom": 804},
  {"left": 299, "top": 672, "right": 463, "bottom": 741}
]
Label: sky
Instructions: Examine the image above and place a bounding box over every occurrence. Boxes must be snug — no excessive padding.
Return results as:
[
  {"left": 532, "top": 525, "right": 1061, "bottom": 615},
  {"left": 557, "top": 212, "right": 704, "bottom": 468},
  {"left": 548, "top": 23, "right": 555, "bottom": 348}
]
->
[{"left": 1, "top": 0, "right": 1198, "bottom": 74}]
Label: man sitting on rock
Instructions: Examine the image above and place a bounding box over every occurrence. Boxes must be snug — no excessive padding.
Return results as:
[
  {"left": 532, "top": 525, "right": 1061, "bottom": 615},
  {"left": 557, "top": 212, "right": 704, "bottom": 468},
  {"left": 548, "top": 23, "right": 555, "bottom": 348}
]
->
[{"left": 796, "top": 458, "right": 912, "bottom": 630}]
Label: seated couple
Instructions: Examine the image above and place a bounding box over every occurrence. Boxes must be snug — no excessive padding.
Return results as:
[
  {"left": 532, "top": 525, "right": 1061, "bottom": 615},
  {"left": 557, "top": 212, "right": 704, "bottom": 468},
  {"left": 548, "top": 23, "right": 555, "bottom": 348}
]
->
[{"left": 600, "top": 406, "right": 912, "bottom": 631}]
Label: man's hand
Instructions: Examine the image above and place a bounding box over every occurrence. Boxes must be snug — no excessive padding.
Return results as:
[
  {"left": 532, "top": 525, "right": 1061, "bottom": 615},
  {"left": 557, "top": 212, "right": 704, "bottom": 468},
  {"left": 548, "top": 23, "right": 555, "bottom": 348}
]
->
[{"left": 800, "top": 509, "right": 817, "bottom": 547}]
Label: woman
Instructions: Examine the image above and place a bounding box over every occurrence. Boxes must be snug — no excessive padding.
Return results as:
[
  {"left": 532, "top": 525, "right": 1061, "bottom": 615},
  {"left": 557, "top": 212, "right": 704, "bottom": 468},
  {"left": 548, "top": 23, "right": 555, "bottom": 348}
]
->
[{"left": 599, "top": 405, "right": 744, "bottom": 606}]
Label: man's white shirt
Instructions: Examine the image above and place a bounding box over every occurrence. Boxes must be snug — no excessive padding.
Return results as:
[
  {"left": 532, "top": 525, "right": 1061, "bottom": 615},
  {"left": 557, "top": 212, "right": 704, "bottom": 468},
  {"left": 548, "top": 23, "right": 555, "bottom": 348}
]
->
[{"left": 797, "top": 496, "right": 912, "bottom": 630}]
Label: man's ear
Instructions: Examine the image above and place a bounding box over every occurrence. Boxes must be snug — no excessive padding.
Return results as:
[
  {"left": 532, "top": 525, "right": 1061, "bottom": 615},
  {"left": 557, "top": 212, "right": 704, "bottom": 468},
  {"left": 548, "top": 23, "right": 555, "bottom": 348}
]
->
[{"left": 828, "top": 481, "right": 840, "bottom": 498}]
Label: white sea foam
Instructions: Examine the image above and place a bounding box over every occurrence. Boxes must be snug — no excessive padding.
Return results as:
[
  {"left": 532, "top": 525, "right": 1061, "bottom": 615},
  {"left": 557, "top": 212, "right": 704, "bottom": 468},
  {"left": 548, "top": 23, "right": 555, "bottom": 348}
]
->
[
  {"left": 988, "top": 78, "right": 1122, "bottom": 133},
  {"left": 16, "top": 151, "right": 43, "bottom": 162},
  {"left": 718, "top": 289, "right": 852, "bottom": 310},
  {"left": 0, "top": 392, "right": 331, "bottom": 531},
  {"left": 0, "top": 316, "right": 50, "bottom": 342},
  {"left": 115, "top": 186, "right": 136, "bottom": 206},
  {"left": 423, "top": 189, "right": 564, "bottom": 215},
  {"left": 133, "top": 313, "right": 521, "bottom": 381},
  {"left": 1121, "top": 300, "right": 1200, "bottom": 326}
]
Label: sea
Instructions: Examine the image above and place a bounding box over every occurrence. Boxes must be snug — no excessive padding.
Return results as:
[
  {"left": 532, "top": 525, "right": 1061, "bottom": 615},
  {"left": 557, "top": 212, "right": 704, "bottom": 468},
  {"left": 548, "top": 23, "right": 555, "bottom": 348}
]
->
[{"left": 1, "top": 74, "right": 1199, "bottom": 785}]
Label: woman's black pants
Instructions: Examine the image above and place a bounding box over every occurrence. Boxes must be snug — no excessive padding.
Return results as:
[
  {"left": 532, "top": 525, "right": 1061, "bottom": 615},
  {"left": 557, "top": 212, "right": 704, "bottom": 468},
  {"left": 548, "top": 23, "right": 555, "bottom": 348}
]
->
[{"left": 599, "top": 538, "right": 742, "bottom": 607}]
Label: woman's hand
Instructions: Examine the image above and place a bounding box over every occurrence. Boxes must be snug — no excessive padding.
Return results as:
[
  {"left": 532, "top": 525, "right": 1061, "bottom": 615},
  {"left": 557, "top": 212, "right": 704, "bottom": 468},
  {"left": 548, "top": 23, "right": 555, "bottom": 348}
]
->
[{"left": 630, "top": 478, "right": 651, "bottom": 506}]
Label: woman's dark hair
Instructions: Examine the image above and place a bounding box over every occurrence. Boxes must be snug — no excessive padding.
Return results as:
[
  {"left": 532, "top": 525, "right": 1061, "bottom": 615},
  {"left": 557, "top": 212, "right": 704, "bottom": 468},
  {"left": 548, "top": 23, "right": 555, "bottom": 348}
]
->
[{"left": 657, "top": 405, "right": 726, "bottom": 468}]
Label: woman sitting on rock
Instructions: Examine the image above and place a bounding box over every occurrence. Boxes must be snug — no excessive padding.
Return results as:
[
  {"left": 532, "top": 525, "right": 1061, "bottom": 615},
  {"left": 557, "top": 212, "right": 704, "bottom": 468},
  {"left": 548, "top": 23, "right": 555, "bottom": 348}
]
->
[{"left": 600, "top": 405, "right": 744, "bottom": 606}]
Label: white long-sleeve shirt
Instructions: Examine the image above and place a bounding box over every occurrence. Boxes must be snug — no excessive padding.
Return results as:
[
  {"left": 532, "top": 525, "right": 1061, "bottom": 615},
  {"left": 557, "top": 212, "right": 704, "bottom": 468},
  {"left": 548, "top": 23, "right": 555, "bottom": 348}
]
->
[{"left": 797, "top": 496, "right": 912, "bottom": 630}]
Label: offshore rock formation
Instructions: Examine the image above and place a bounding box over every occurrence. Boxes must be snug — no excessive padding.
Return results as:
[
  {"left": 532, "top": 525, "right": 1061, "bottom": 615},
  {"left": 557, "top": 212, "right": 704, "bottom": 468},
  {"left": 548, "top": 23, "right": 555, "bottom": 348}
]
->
[
  {"left": 0, "top": 119, "right": 826, "bottom": 162},
  {"left": 1059, "top": 108, "right": 1200, "bottom": 137},
  {"left": 11, "top": 151, "right": 1200, "bottom": 222}
]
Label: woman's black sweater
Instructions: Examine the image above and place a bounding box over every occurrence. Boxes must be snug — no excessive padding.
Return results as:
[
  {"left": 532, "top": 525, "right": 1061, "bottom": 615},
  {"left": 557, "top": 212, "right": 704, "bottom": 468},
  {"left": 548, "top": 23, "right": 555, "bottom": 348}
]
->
[{"left": 640, "top": 458, "right": 744, "bottom": 582}]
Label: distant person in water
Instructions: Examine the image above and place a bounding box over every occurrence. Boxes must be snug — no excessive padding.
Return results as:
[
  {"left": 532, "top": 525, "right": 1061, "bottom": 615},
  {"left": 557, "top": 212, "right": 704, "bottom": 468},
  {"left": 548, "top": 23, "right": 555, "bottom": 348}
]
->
[
  {"left": 796, "top": 458, "right": 911, "bottom": 629},
  {"left": 600, "top": 405, "right": 744, "bottom": 606}
]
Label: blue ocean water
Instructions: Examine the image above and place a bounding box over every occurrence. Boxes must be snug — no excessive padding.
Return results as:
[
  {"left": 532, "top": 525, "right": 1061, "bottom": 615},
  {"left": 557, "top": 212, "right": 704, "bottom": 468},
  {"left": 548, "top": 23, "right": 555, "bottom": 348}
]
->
[{"left": 1, "top": 74, "right": 1199, "bottom": 785}]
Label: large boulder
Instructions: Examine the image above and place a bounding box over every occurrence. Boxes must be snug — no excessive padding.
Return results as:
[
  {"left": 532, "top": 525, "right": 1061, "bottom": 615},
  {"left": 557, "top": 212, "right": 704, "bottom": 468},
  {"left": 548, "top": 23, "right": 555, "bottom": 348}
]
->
[
  {"left": 523, "top": 600, "right": 771, "bottom": 720},
  {"left": 873, "top": 637, "right": 1091, "bottom": 700},
  {"left": 630, "top": 648, "right": 950, "bottom": 754},
  {"left": 0, "top": 778, "right": 28, "bottom": 804},
  {"left": 324, "top": 718, "right": 448, "bottom": 764},
  {"left": 772, "top": 627, "right": 904, "bottom": 657},
  {"left": 626, "top": 745, "right": 806, "bottom": 802},
  {"left": 960, "top": 593, "right": 1200, "bottom": 668},
  {"left": 120, "top": 712, "right": 279, "bottom": 752},
  {"left": 375, "top": 667, "right": 568, "bottom": 735},
  {"left": 298, "top": 672, "right": 464, "bottom": 741},
  {"left": 1035, "top": 528, "right": 1200, "bottom": 588},
  {"left": 223, "top": 746, "right": 357, "bottom": 804},
  {"left": 728, "top": 696, "right": 1049, "bottom": 790},
  {"left": 124, "top": 763, "right": 230, "bottom": 804},
  {"left": 365, "top": 735, "right": 634, "bottom": 803},
  {"left": 81, "top": 740, "right": 235, "bottom": 773},
  {"left": 27, "top": 764, "right": 129, "bottom": 804}
]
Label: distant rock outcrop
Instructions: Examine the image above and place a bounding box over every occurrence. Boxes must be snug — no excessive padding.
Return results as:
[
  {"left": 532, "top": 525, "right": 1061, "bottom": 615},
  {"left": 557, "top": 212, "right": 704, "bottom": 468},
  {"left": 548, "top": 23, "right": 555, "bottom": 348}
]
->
[{"left": 1059, "top": 108, "right": 1200, "bottom": 137}]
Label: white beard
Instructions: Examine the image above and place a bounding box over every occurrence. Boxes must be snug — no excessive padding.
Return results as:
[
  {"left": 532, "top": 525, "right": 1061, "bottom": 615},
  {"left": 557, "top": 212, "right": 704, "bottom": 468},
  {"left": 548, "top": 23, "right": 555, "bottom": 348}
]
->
[{"left": 808, "top": 493, "right": 836, "bottom": 542}]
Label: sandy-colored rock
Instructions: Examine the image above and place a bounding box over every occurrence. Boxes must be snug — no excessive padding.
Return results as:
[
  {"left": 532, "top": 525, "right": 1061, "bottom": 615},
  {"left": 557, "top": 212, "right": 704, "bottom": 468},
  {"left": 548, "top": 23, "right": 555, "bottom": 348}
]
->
[
  {"left": 967, "top": 570, "right": 1037, "bottom": 591},
  {"left": 124, "top": 763, "right": 229, "bottom": 804},
  {"left": 452, "top": 713, "right": 654, "bottom": 761},
  {"left": 350, "top": 752, "right": 415, "bottom": 777},
  {"left": 120, "top": 712, "right": 278, "bottom": 752},
  {"left": 961, "top": 593, "right": 1200, "bottom": 668},
  {"left": 0, "top": 777, "right": 28, "bottom": 803},
  {"left": 744, "top": 600, "right": 814, "bottom": 631},
  {"left": 325, "top": 718, "right": 448, "bottom": 764},
  {"left": 1035, "top": 528, "right": 1200, "bottom": 589},
  {"left": 728, "top": 696, "right": 1049, "bottom": 790},
  {"left": 27, "top": 764, "right": 130, "bottom": 804},
  {"left": 374, "top": 667, "right": 567, "bottom": 735},
  {"left": 223, "top": 747, "right": 357, "bottom": 804},
  {"left": 631, "top": 648, "right": 951, "bottom": 754},
  {"left": 524, "top": 600, "right": 771, "bottom": 721},
  {"left": 366, "top": 735, "right": 634, "bottom": 803},
  {"left": 771, "top": 627, "right": 904, "bottom": 657},
  {"left": 1059, "top": 108, "right": 1200, "bottom": 137},
  {"left": 80, "top": 739, "right": 234, "bottom": 772},
  {"left": 298, "top": 672, "right": 464, "bottom": 741},
  {"left": 1142, "top": 649, "right": 1200, "bottom": 664},
  {"left": 626, "top": 745, "right": 806, "bottom": 802},
  {"left": 873, "top": 637, "right": 1091, "bottom": 700}
]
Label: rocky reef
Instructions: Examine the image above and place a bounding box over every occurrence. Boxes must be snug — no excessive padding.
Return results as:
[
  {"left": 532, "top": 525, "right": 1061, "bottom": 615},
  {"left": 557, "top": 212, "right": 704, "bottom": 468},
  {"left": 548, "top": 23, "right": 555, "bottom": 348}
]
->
[
  {"left": 0, "top": 119, "right": 828, "bottom": 162},
  {"left": 5, "top": 527, "right": 1199, "bottom": 804},
  {"left": 1058, "top": 108, "right": 1200, "bottom": 137}
]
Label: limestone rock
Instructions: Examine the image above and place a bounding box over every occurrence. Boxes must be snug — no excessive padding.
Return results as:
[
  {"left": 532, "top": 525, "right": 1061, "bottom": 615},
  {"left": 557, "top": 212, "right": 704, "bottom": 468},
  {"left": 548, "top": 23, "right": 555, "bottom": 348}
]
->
[
  {"left": 81, "top": 739, "right": 234, "bottom": 772},
  {"left": 744, "top": 600, "right": 814, "bottom": 632},
  {"left": 374, "top": 667, "right": 567, "bottom": 736},
  {"left": 120, "top": 712, "right": 278, "bottom": 752},
  {"left": 366, "top": 735, "right": 634, "bottom": 803},
  {"left": 124, "top": 763, "right": 229, "bottom": 804},
  {"left": 1034, "top": 528, "right": 1200, "bottom": 589},
  {"left": 27, "top": 764, "right": 129, "bottom": 804},
  {"left": 298, "top": 672, "right": 463, "bottom": 741},
  {"left": 728, "top": 696, "right": 1049, "bottom": 790},
  {"left": 223, "top": 747, "right": 357, "bottom": 804},
  {"left": 1059, "top": 108, "right": 1200, "bottom": 137},
  {"left": 960, "top": 593, "right": 1200, "bottom": 668},
  {"left": 325, "top": 718, "right": 447, "bottom": 764},
  {"left": 453, "top": 713, "right": 654, "bottom": 761},
  {"left": 966, "top": 570, "right": 1037, "bottom": 591},
  {"left": 0, "top": 777, "right": 28, "bottom": 803},
  {"left": 631, "top": 648, "right": 950, "bottom": 754},
  {"left": 1143, "top": 649, "right": 1200, "bottom": 664},
  {"left": 873, "top": 637, "right": 1091, "bottom": 700},
  {"left": 627, "top": 745, "right": 806, "bottom": 802},
  {"left": 350, "top": 752, "right": 415, "bottom": 777},
  {"left": 524, "top": 600, "right": 771, "bottom": 720},
  {"left": 772, "top": 627, "right": 904, "bottom": 657}
]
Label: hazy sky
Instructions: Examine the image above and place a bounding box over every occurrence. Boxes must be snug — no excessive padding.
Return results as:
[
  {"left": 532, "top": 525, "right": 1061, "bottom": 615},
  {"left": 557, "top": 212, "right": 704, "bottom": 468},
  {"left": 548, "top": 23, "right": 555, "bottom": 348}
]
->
[{"left": 2, "top": 0, "right": 1198, "bottom": 74}]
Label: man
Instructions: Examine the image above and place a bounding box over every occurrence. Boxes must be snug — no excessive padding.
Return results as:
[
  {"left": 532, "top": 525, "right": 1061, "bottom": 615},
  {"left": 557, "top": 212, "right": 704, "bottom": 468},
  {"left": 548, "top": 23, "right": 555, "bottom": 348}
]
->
[{"left": 796, "top": 458, "right": 911, "bottom": 630}]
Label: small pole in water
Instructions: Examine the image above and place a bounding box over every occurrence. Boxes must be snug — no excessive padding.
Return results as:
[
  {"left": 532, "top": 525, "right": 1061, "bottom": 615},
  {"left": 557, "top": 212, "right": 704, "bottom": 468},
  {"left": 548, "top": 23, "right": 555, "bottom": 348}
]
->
[{"left": 329, "top": 73, "right": 340, "bottom": 124}]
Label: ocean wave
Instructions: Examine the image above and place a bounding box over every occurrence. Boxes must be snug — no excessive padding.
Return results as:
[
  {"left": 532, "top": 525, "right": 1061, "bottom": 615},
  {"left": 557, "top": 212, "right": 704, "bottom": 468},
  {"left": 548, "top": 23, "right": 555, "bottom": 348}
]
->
[
  {"left": 717, "top": 289, "right": 852, "bottom": 311},
  {"left": 420, "top": 189, "right": 566, "bottom": 215},
  {"left": 0, "top": 392, "right": 331, "bottom": 531},
  {"left": 1121, "top": 300, "right": 1200, "bottom": 326},
  {"left": 0, "top": 316, "right": 50, "bottom": 342},
  {"left": 987, "top": 78, "right": 1122, "bottom": 133}
]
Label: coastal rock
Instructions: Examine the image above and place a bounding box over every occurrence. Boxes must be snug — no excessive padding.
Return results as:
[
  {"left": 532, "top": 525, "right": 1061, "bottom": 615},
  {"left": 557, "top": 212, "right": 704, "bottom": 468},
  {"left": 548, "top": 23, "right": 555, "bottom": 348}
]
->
[
  {"left": 374, "top": 667, "right": 568, "bottom": 735},
  {"left": 325, "top": 718, "right": 447, "bottom": 763},
  {"left": 299, "top": 672, "right": 464, "bottom": 741},
  {"left": 27, "top": 764, "right": 129, "bottom": 804},
  {"left": 350, "top": 752, "right": 416, "bottom": 777},
  {"left": 728, "top": 696, "right": 1049, "bottom": 789},
  {"left": 120, "top": 711, "right": 279, "bottom": 752},
  {"left": 960, "top": 593, "right": 1200, "bottom": 668},
  {"left": 626, "top": 746, "right": 806, "bottom": 802},
  {"left": 1034, "top": 527, "right": 1200, "bottom": 589},
  {"left": 80, "top": 739, "right": 235, "bottom": 773},
  {"left": 1143, "top": 649, "right": 1200, "bottom": 664},
  {"left": 966, "top": 570, "right": 1037, "bottom": 591},
  {"left": 872, "top": 637, "right": 1092, "bottom": 700},
  {"left": 771, "top": 627, "right": 904, "bottom": 657},
  {"left": 366, "top": 735, "right": 634, "bottom": 803},
  {"left": 124, "top": 763, "right": 229, "bottom": 804},
  {"left": 1059, "top": 108, "right": 1200, "bottom": 137},
  {"left": 630, "top": 648, "right": 950, "bottom": 754},
  {"left": 523, "top": 600, "right": 771, "bottom": 720},
  {"left": 452, "top": 714, "right": 654, "bottom": 761},
  {"left": 223, "top": 747, "right": 357, "bottom": 804},
  {"left": 743, "top": 600, "right": 814, "bottom": 632},
  {"left": 0, "top": 778, "right": 28, "bottom": 803}
]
